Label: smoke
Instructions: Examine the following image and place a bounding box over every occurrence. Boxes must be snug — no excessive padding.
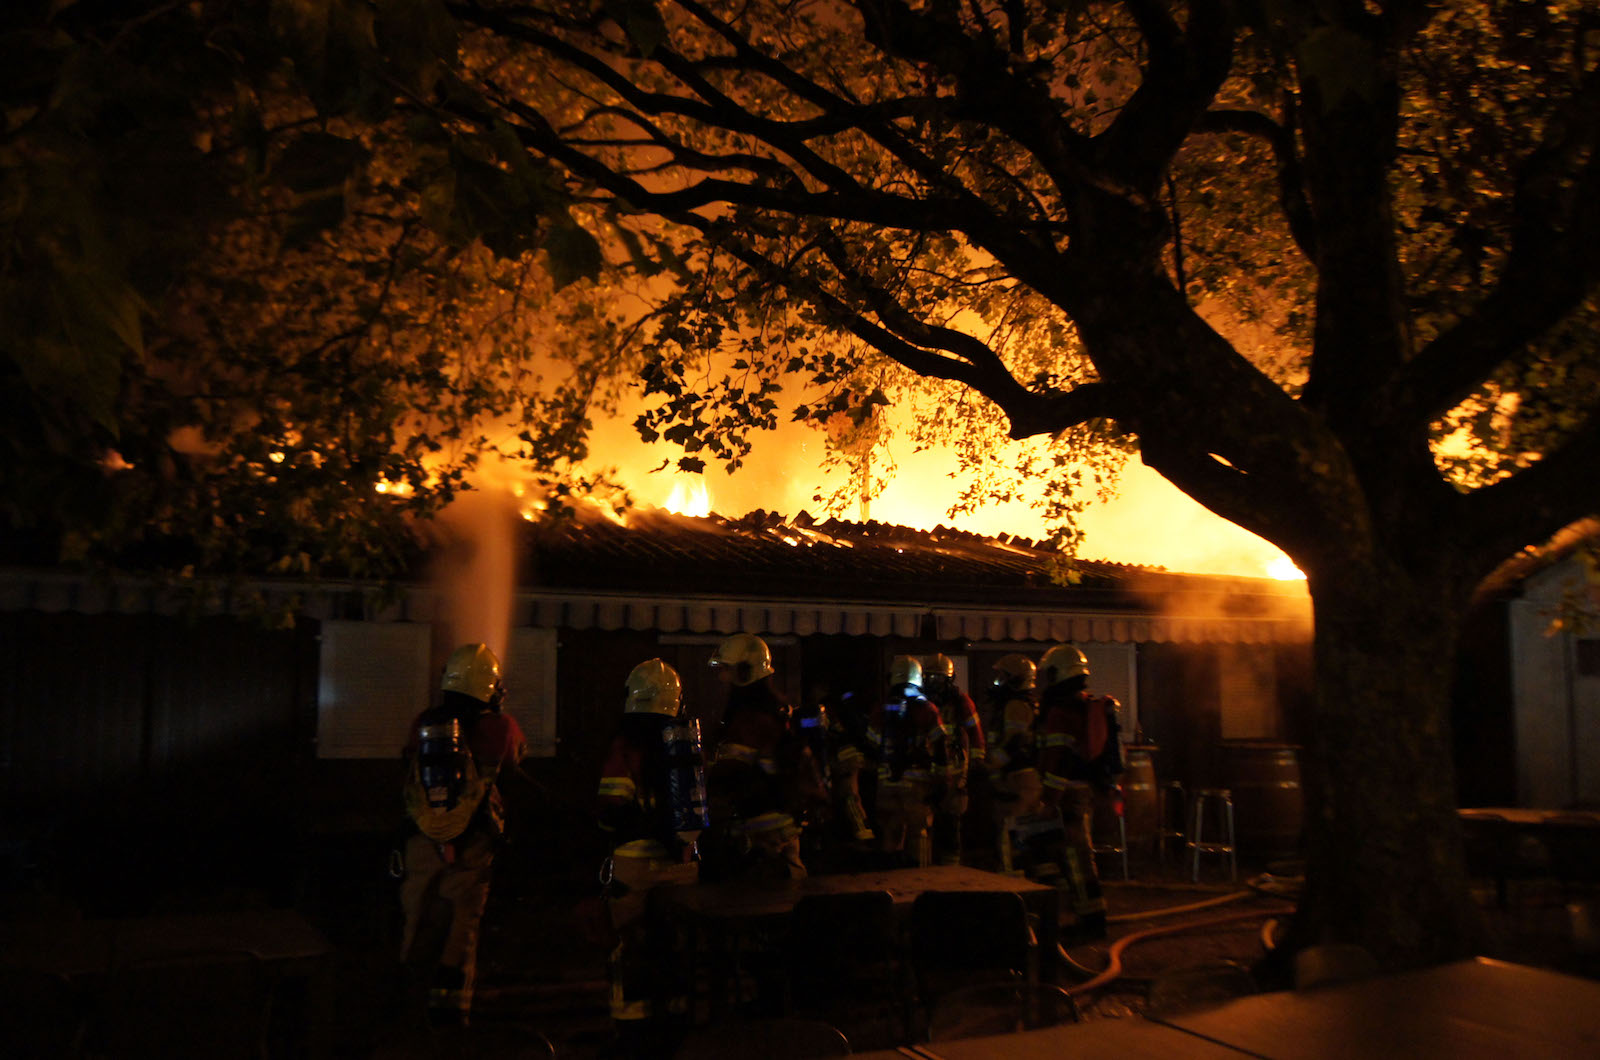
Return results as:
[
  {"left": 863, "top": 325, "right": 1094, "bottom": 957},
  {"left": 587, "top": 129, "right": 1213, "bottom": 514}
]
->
[{"left": 426, "top": 487, "right": 520, "bottom": 662}]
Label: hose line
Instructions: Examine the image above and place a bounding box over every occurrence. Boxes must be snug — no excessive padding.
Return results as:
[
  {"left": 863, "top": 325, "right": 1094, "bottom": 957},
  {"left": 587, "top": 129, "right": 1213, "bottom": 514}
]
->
[{"left": 1060, "top": 904, "right": 1297, "bottom": 998}]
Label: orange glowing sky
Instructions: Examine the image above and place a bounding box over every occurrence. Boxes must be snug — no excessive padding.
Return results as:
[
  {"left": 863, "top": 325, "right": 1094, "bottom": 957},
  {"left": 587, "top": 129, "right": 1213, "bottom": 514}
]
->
[{"left": 580, "top": 398, "right": 1304, "bottom": 581}]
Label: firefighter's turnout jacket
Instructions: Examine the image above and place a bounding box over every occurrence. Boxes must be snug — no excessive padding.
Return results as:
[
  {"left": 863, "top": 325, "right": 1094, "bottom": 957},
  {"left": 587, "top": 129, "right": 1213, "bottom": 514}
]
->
[
  {"left": 596, "top": 712, "right": 701, "bottom": 1026},
  {"left": 399, "top": 701, "right": 526, "bottom": 1022},
  {"left": 867, "top": 691, "right": 952, "bottom": 866},
  {"left": 708, "top": 677, "right": 807, "bottom": 878}
]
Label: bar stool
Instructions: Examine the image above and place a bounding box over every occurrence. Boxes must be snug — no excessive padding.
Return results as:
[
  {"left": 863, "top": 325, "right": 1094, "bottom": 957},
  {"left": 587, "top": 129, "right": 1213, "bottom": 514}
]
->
[
  {"left": 1187, "top": 788, "right": 1237, "bottom": 882},
  {"left": 1092, "top": 784, "right": 1130, "bottom": 881},
  {"left": 1156, "top": 780, "right": 1186, "bottom": 866}
]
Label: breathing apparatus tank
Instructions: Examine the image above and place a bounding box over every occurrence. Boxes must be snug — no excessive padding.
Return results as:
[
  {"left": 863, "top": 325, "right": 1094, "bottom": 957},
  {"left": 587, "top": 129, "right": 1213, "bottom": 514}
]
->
[
  {"left": 793, "top": 701, "right": 832, "bottom": 792},
  {"left": 662, "top": 717, "right": 710, "bottom": 840},
  {"left": 417, "top": 716, "right": 469, "bottom": 812}
]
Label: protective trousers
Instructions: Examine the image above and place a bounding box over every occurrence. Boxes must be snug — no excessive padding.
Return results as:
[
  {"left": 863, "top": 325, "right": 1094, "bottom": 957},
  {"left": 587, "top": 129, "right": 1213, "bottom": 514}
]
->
[
  {"left": 831, "top": 751, "right": 875, "bottom": 842},
  {"left": 932, "top": 787, "right": 968, "bottom": 866},
  {"left": 399, "top": 832, "right": 495, "bottom": 1024},
  {"left": 876, "top": 777, "right": 935, "bottom": 867},
  {"left": 991, "top": 767, "right": 1044, "bottom": 875},
  {"left": 606, "top": 853, "right": 700, "bottom": 1028},
  {"left": 1028, "top": 783, "right": 1106, "bottom": 922},
  {"left": 742, "top": 811, "right": 807, "bottom": 880}
]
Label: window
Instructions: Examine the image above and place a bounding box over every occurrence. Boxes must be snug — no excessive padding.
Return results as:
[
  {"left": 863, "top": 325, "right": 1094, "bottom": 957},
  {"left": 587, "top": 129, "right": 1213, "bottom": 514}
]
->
[
  {"left": 1577, "top": 639, "right": 1600, "bottom": 678},
  {"left": 315, "top": 621, "right": 431, "bottom": 759},
  {"left": 505, "top": 627, "right": 558, "bottom": 757},
  {"left": 1219, "top": 643, "right": 1277, "bottom": 739}
]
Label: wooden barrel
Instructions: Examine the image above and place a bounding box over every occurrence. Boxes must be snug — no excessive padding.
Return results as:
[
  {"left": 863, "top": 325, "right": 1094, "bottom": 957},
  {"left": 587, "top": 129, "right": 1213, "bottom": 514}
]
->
[
  {"left": 1120, "top": 746, "right": 1160, "bottom": 846},
  {"left": 1221, "top": 741, "right": 1304, "bottom": 858}
]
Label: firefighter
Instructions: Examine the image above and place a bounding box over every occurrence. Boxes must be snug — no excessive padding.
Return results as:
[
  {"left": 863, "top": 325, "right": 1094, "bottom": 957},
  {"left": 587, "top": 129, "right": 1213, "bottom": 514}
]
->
[
  {"left": 1035, "top": 644, "right": 1122, "bottom": 943},
  {"left": 399, "top": 642, "right": 527, "bottom": 1027},
  {"left": 824, "top": 687, "right": 876, "bottom": 849},
  {"left": 596, "top": 658, "right": 706, "bottom": 1056},
  {"left": 705, "top": 632, "right": 810, "bottom": 880},
  {"left": 792, "top": 684, "right": 837, "bottom": 867},
  {"left": 922, "top": 654, "right": 981, "bottom": 865},
  {"left": 984, "top": 653, "right": 1043, "bottom": 875},
  {"left": 867, "top": 656, "right": 951, "bottom": 868}
]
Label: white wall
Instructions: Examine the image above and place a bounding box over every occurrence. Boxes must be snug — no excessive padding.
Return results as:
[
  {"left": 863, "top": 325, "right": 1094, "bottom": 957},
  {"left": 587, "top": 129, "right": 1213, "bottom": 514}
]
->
[{"left": 1510, "top": 557, "right": 1600, "bottom": 807}]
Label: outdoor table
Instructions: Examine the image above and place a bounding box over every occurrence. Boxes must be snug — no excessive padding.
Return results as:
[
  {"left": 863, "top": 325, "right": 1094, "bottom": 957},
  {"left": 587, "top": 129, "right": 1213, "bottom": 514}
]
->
[
  {"left": 2, "top": 907, "right": 333, "bottom": 1054},
  {"left": 1151, "top": 956, "right": 1600, "bottom": 1059},
  {"left": 656, "top": 864, "right": 1060, "bottom": 1021},
  {"left": 1459, "top": 807, "right": 1600, "bottom": 827},
  {"left": 851, "top": 1017, "right": 1252, "bottom": 1059},
  {"left": 0, "top": 907, "right": 332, "bottom": 978}
]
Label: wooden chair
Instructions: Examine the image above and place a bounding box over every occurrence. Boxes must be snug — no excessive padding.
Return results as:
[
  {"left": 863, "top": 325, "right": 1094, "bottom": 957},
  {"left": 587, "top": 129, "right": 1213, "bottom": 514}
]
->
[
  {"left": 926, "top": 980, "right": 1079, "bottom": 1042},
  {"left": 370, "top": 1022, "right": 559, "bottom": 1058},
  {"left": 907, "top": 891, "right": 1038, "bottom": 1038},
  {"left": 95, "top": 948, "right": 271, "bottom": 1059},
  {"left": 1543, "top": 815, "right": 1600, "bottom": 897},
  {"left": 0, "top": 967, "right": 87, "bottom": 1059},
  {"left": 674, "top": 1017, "right": 851, "bottom": 1059},
  {"left": 782, "top": 890, "right": 905, "bottom": 1044}
]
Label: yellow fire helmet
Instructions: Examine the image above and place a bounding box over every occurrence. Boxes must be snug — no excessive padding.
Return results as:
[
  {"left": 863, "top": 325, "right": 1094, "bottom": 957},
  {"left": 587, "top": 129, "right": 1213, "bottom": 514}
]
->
[
  {"left": 709, "top": 632, "right": 774, "bottom": 686},
  {"left": 625, "top": 658, "right": 683, "bottom": 716},
  {"left": 889, "top": 654, "right": 923, "bottom": 691},
  {"left": 1039, "top": 644, "right": 1090, "bottom": 689},
  {"left": 441, "top": 642, "right": 503, "bottom": 704},
  {"left": 992, "top": 653, "right": 1037, "bottom": 691},
  {"left": 923, "top": 653, "right": 956, "bottom": 681}
]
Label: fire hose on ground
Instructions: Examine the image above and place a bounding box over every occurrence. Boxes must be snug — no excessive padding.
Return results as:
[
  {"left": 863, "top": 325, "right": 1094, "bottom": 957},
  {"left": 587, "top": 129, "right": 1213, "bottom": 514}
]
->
[{"left": 1056, "top": 873, "right": 1303, "bottom": 997}]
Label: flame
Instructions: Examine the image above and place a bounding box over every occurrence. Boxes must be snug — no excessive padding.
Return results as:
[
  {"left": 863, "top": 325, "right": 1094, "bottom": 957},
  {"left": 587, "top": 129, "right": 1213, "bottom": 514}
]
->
[
  {"left": 665, "top": 477, "right": 712, "bottom": 517},
  {"left": 1266, "top": 555, "right": 1306, "bottom": 581}
]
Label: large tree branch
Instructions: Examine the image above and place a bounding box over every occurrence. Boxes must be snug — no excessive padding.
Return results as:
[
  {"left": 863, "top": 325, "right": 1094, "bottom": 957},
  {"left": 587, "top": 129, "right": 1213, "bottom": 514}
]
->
[
  {"left": 1381, "top": 64, "right": 1600, "bottom": 430},
  {"left": 702, "top": 221, "right": 1124, "bottom": 436},
  {"left": 1456, "top": 412, "right": 1600, "bottom": 578},
  {"left": 1094, "top": 0, "right": 1235, "bottom": 194},
  {"left": 850, "top": 0, "right": 1111, "bottom": 203},
  {"left": 1196, "top": 107, "right": 1316, "bottom": 260}
]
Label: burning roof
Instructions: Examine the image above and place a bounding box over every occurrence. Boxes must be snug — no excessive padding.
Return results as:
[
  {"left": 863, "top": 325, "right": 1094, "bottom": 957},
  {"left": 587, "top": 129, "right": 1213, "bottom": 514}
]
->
[{"left": 521, "top": 504, "right": 1307, "bottom": 618}]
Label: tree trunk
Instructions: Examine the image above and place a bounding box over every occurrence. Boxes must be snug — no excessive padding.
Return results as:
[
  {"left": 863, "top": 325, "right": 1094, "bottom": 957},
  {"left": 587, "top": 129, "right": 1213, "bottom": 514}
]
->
[{"left": 1286, "top": 564, "right": 1486, "bottom": 971}]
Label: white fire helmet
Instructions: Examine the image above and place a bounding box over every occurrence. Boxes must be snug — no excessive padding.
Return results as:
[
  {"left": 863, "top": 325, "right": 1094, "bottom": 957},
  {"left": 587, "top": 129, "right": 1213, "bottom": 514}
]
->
[
  {"left": 709, "top": 632, "right": 774, "bottom": 686},
  {"left": 625, "top": 658, "right": 683, "bottom": 717},
  {"left": 441, "top": 643, "right": 504, "bottom": 705},
  {"left": 992, "top": 653, "right": 1037, "bottom": 692},
  {"left": 889, "top": 655, "right": 923, "bottom": 692},
  {"left": 1039, "top": 645, "right": 1090, "bottom": 689}
]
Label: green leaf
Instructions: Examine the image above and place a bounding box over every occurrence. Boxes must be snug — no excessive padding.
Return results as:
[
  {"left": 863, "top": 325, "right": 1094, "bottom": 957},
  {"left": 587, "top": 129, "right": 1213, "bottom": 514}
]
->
[
  {"left": 273, "top": 132, "right": 371, "bottom": 193},
  {"left": 543, "top": 218, "right": 603, "bottom": 288},
  {"left": 602, "top": 0, "right": 668, "bottom": 58}
]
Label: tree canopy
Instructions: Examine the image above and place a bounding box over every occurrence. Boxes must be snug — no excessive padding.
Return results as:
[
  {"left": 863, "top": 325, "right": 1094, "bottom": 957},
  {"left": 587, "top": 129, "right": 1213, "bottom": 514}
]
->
[
  {"left": 1, "top": 0, "right": 637, "bottom": 587},
  {"left": 7, "top": 0, "right": 1600, "bottom": 966},
  {"left": 400, "top": 0, "right": 1597, "bottom": 966}
]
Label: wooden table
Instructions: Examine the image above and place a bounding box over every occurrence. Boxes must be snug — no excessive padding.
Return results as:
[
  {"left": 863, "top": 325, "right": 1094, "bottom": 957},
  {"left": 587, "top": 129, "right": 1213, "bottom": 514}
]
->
[
  {"left": 0, "top": 907, "right": 332, "bottom": 978},
  {"left": 660, "top": 865, "right": 1058, "bottom": 964},
  {"left": 852, "top": 1017, "right": 1252, "bottom": 1059},
  {"left": 658, "top": 865, "right": 1060, "bottom": 1020},
  {"left": 1459, "top": 807, "right": 1600, "bottom": 827},
  {"left": 1153, "top": 957, "right": 1600, "bottom": 1059}
]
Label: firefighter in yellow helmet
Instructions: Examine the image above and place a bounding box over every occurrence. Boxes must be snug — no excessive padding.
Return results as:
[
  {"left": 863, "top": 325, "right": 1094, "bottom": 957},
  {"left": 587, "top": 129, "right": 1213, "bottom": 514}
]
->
[
  {"left": 1033, "top": 644, "right": 1120, "bottom": 942},
  {"left": 596, "top": 659, "right": 705, "bottom": 1056},
  {"left": 922, "top": 653, "right": 981, "bottom": 865},
  {"left": 983, "top": 653, "right": 1043, "bottom": 875},
  {"left": 705, "top": 633, "right": 812, "bottom": 880},
  {"left": 399, "top": 643, "right": 526, "bottom": 1027},
  {"left": 867, "top": 656, "right": 953, "bottom": 867}
]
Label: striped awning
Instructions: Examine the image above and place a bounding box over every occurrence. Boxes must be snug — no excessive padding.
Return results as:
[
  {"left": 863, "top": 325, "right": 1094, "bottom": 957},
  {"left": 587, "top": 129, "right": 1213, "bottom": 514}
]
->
[{"left": 1, "top": 571, "right": 1311, "bottom": 645}]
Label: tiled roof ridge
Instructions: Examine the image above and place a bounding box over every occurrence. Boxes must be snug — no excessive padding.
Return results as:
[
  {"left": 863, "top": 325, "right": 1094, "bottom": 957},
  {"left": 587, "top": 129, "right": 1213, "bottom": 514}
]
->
[{"left": 650, "top": 505, "right": 1166, "bottom": 575}]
